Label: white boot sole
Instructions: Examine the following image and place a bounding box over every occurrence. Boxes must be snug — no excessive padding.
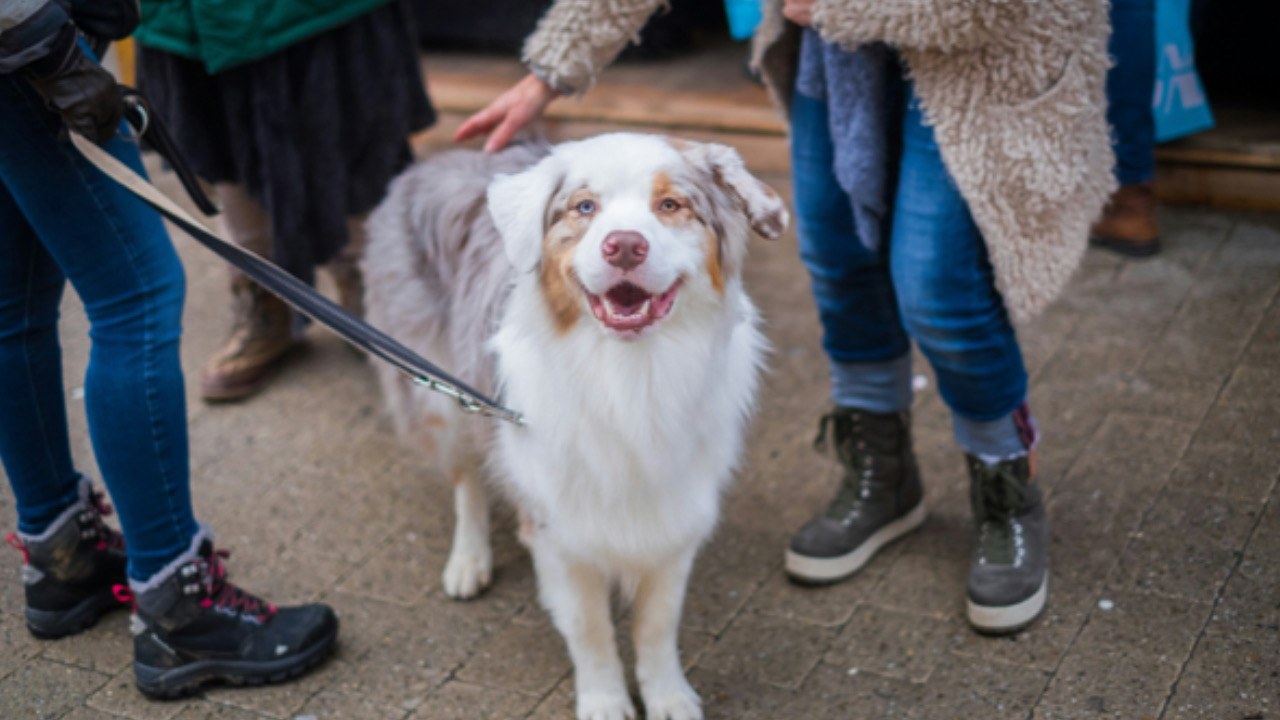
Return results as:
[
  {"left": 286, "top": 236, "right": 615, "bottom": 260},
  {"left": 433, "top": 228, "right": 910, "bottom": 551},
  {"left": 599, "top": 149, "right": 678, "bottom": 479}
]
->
[
  {"left": 785, "top": 502, "right": 927, "bottom": 583},
  {"left": 967, "top": 574, "right": 1048, "bottom": 634}
]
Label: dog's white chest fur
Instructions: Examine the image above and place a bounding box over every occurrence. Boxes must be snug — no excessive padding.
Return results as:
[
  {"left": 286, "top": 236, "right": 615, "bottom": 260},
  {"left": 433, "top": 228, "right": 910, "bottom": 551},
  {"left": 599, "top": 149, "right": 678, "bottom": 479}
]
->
[{"left": 492, "top": 283, "right": 764, "bottom": 566}]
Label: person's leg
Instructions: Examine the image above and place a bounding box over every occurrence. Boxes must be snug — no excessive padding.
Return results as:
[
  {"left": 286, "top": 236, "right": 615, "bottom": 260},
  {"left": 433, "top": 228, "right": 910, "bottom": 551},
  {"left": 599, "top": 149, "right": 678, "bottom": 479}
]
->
[
  {"left": 326, "top": 215, "right": 368, "bottom": 319},
  {"left": 200, "top": 183, "right": 296, "bottom": 401},
  {"left": 0, "top": 185, "right": 82, "bottom": 534},
  {"left": 889, "top": 97, "right": 1030, "bottom": 450},
  {"left": 784, "top": 92, "right": 925, "bottom": 585},
  {"left": 1108, "top": 0, "right": 1158, "bottom": 188},
  {"left": 889, "top": 89, "right": 1047, "bottom": 634},
  {"left": 790, "top": 92, "right": 913, "bottom": 410},
  {"left": 0, "top": 76, "right": 199, "bottom": 582},
  {"left": 0, "top": 75, "right": 338, "bottom": 685},
  {"left": 1092, "top": 0, "right": 1160, "bottom": 256}
]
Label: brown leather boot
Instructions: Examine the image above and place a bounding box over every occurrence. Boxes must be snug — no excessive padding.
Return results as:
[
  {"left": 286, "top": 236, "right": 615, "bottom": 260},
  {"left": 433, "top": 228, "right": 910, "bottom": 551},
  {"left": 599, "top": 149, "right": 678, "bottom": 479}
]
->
[
  {"left": 327, "top": 255, "right": 365, "bottom": 320},
  {"left": 1090, "top": 183, "right": 1161, "bottom": 258},
  {"left": 200, "top": 277, "right": 296, "bottom": 402}
]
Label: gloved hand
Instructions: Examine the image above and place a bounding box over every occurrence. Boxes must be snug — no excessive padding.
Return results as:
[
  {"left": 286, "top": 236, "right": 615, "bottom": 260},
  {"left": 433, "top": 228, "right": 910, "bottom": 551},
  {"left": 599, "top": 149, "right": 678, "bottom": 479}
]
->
[{"left": 25, "top": 23, "right": 123, "bottom": 144}]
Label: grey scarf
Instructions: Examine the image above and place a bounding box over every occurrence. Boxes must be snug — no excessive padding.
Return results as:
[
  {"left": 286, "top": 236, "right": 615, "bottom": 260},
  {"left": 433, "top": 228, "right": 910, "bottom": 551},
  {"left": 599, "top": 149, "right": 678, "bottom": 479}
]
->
[{"left": 794, "top": 29, "right": 904, "bottom": 250}]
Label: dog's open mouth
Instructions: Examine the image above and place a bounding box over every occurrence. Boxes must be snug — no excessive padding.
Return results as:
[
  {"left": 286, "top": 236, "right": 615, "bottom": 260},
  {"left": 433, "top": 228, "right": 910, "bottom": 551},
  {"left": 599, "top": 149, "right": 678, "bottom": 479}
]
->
[{"left": 586, "top": 281, "right": 681, "bottom": 334}]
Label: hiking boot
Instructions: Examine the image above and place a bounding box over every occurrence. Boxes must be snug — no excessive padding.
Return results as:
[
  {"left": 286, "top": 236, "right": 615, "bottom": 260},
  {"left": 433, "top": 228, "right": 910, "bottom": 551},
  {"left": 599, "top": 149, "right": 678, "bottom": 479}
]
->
[
  {"left": 201, "top": 277, "right": 296, "bottom": 402},
  {"left": 125, "top": 530, "right": 338, "bottom": 699},
  {"left": 966, "top": 453, "right": 1049, "bottom": 634},
  {"left": 329, "top": 260, "right": 365, "bottom": 320},
  {"left": 6, "top": 477, "right": 129, "bottom": 639},
  {"left": 786, "top": 408, "right": 926, "bottom": 583},
  {"left": 1090, "top": 182, "right": 1161, "bottom": 258}
]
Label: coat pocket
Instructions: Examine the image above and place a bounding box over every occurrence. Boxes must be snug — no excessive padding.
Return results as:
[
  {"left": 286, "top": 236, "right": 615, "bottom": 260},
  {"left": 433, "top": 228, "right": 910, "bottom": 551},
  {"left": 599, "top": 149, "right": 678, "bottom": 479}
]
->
[{"left": 986, "top": 50, "right": 1104, "bottom": 205}]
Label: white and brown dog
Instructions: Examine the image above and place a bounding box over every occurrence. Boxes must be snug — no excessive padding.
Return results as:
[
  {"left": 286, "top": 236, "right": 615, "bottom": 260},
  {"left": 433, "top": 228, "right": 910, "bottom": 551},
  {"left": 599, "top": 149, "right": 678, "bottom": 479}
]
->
[{"left": 363, "top": 133, "right": 787, "bottom": 720}]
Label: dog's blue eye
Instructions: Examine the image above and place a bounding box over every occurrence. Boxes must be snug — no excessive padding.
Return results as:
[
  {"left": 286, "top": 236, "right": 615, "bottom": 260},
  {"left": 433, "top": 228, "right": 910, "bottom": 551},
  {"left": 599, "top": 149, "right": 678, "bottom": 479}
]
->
[{"left": 576, "top": 200, "right": 596, "bottom": 215}]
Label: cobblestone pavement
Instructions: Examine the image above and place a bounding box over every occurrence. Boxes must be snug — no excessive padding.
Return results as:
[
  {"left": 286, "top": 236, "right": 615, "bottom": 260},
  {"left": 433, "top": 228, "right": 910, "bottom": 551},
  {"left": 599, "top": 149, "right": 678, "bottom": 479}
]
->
[{"left": 1, "top": 145, "right": 1278, "bottom": 720}]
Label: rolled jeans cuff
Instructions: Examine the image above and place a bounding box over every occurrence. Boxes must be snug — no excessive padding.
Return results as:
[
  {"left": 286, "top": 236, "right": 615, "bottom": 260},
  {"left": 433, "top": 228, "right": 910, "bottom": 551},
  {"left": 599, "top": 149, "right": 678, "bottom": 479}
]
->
[
  {"left": 953, "top": 401, "right": 1039, "bottom": 462},
  {"left": 830, "top": 353, "right": 913, "bottom": 413}
]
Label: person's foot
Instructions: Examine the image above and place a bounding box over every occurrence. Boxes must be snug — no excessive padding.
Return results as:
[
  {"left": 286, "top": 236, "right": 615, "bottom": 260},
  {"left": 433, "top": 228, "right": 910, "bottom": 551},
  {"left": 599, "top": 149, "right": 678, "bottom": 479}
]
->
[
  {"left": 965, "top": 453, "right": 1049, "bottom": 634},
  {"left": 201, "top": 278, "right": 296, "bottom": 402},
  {"left": 1090, "top": 182, "right": 1161, "bottom": 258},
  {"left": 328, "top": 256, "right": 366, "bottom": 320},
  {"left": 124, "top": 531, "right": 338, "bottom": 699},
  {"left": 6, "top": 477, "right": 129, "bottom": 639},
  {"left": 786, "top": 408, "right": 926, "bottom": 583}
]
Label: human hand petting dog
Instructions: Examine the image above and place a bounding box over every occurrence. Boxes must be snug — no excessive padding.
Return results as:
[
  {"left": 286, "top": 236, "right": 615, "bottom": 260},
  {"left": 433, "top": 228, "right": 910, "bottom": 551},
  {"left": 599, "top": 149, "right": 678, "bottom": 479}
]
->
[
  {"left": 453, "top": 73, "right": 560, "bottom": 152},
  {"left": 782, "top": 0, "right": 816, "bottom": 26},
  {"left": 456, "top": 0, "right": 815, "bottom": 153}
]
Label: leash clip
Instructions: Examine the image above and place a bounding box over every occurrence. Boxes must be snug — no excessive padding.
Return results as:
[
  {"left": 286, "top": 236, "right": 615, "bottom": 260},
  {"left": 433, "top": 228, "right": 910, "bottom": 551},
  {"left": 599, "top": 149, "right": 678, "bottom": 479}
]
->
[{"left": 414, "top": 377, "right": 527, "bottom": 427}]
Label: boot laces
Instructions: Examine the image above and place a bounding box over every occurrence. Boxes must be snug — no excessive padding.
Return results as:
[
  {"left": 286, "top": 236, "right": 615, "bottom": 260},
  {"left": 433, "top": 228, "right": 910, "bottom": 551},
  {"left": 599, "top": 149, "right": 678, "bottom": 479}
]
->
[
  {"left": 815, "top": 411, "right": 877, "bottom": 522},
  {"left": 5, "top": 535, "right": 29, "bottom": 564},
  {"left": 187, "top": 549, "right": 275, "bottom": 621},
  {"left": 82, "top": 489, "right": 126, "bottom": 554},
  {"left": 972, "top": 460, "right": 1028, "bottom": 567}
]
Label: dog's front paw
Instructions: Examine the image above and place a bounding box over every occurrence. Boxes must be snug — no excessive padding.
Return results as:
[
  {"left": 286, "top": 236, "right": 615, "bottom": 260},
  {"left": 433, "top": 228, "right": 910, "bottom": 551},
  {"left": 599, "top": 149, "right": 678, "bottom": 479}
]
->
[
  {"left": 576, "top": 692, "right": 636, "bottom": 720},
  {"left": 441, "top": 549, "right": 492, "bottom": 600},
  {"left": 643, "top": 678, "right": 703, "bottom": 720}
]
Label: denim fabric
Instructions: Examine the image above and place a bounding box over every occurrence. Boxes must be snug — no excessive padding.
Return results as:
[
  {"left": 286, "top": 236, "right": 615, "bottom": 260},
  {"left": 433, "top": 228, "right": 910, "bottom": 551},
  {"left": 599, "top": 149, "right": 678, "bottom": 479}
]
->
[
  {"left": 0, "top": 74, "right": 199, "bottom": 581},
  {"left": 828, "top": 354, "right": 914, "bottom": 415},
  {"left": 1107, "top": 0, "right": 1157, "bottom": 186},
  {"left": 791, "top": 89, "right": 1031, "bottom": 458}
]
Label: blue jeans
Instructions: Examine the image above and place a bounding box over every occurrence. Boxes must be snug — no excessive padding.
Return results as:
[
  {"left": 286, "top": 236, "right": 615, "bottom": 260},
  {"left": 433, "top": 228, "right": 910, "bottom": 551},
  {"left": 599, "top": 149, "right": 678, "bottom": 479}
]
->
[
  {"left": 0, "top": 75, "right": 199, "bottom": 581},
  {"left": 791, "top": 89, "right": 1031, "bottom": 458},
  {"left": 1107, "top": 0, "right": 1157, "bottom": 185}
]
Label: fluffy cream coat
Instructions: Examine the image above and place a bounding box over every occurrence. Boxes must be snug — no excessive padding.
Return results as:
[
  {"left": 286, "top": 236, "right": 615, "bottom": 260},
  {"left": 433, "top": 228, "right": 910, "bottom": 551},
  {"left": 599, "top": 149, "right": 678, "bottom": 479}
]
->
[{"left": 524, "top": 0, "right": 1117, "bottom": 320}]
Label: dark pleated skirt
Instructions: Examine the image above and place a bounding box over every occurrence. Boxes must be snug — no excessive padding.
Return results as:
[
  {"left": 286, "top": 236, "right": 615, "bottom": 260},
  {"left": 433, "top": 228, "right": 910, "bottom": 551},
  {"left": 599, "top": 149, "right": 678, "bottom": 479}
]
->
[{"left": 137, "top": 0, "right": 436, "bottom": 283}]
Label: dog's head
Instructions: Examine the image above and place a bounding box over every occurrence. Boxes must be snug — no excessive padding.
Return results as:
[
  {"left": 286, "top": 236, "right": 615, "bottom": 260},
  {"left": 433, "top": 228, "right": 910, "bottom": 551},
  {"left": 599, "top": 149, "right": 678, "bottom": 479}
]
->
[{"left": 487, "top": 133, "right": 788, "bottom": 340}]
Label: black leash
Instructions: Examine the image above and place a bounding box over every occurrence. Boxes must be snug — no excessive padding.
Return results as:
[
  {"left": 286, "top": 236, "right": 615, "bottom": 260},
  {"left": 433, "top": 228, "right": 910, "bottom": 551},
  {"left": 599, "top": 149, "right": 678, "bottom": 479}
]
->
[{"left": 68, "top": 89, "right": 524, "bottom": 426}]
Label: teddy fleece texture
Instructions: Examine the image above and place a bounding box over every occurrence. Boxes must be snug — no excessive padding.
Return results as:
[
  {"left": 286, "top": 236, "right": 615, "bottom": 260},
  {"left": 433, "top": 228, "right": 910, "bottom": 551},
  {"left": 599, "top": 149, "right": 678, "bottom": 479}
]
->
[{"left": 523, "top": 0, "right": 1117, "bottom": 321}]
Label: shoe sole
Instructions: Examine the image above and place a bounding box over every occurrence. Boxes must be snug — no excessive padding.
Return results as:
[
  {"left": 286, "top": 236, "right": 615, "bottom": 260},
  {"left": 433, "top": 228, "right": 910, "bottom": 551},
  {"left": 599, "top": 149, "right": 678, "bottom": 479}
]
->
[
  {"left": 25, "top": 588, "right": 125, "bottom": 640},
  {"left": 967, "top": 573, "right": 1049, "bottom": 635},
  {"left": 133, "top": 624, "right": 338, "bottom": 700},
  {"left": 1089, "top": 236, "right": 1161, "bottom": 258},
  {"left": 785, "top": 502, "right": 927, "bottom": 584}
]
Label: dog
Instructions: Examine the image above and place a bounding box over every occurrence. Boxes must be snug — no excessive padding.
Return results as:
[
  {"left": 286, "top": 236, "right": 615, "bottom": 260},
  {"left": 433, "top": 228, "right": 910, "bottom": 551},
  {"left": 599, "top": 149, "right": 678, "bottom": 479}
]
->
[{"left": 363, "top": 133, "right": 787, "bottom": 720}]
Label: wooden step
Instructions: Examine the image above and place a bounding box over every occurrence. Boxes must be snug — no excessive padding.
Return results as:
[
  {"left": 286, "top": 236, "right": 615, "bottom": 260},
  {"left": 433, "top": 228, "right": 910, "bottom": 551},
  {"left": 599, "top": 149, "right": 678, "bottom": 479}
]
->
[
  {"left": 422, "top": 43, "right": 782, "bottom": 136},
  {"left": 422, "top": 48, "right": 1280, "bottom": 210}
]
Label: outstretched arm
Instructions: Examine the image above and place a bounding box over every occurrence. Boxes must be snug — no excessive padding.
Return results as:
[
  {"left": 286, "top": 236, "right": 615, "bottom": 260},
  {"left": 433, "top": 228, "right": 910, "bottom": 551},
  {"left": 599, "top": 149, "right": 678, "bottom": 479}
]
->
[{"left": 454, "top": 0, "right": 668, "bottom": 151}]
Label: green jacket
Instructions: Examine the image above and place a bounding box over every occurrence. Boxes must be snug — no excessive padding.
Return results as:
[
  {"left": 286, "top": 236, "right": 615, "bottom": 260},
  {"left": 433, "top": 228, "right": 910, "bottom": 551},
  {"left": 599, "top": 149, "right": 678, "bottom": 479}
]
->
[{"left": 136, "top": 0, "right": 392, "bottom": 73}]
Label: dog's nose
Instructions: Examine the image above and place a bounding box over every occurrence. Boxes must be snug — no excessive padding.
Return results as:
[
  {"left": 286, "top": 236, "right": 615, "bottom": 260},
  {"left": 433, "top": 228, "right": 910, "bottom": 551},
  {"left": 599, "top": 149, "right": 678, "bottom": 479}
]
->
[{"left": 601, "top": 231, "right": 648, "bottom": 271}]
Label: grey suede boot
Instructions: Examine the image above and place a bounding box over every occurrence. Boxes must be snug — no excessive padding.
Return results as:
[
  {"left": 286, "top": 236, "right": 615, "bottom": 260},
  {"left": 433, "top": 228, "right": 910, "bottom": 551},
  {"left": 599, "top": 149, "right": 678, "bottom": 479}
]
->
[
  {"left": 965, "top": 453, "right": 1049, "bottom": 634},
  {"left": 6, "top": 477, "right": 128, "bottom": 638},
  {"left": 786, "top": 408, "right": 927, "bottom": 583}
]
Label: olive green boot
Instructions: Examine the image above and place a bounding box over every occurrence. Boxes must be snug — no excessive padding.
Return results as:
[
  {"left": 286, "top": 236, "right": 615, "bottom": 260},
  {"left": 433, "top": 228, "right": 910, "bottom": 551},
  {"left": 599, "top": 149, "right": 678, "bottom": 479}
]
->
[{"left": 786, "top": 408, "right": 927, "bottom": 584}]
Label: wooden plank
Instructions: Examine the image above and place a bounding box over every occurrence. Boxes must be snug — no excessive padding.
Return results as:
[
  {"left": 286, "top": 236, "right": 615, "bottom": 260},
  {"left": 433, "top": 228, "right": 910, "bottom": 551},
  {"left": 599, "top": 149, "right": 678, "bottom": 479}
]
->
[
  {"left": 1155, "top": 163, "right": 1280, "bottom": 212},
  {"left": 414, "top": 112, "right": 792, "bottom": 176},
  {"left": 422, "top": 45, "right": 785, "bottom": 136}
]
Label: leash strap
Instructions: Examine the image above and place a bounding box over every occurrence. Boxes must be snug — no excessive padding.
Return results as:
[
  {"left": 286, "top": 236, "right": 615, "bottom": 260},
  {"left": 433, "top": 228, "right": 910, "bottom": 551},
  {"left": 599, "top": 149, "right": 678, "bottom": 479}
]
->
[{"left": 68, "top": 102, "right": 525, "bottom": 426}]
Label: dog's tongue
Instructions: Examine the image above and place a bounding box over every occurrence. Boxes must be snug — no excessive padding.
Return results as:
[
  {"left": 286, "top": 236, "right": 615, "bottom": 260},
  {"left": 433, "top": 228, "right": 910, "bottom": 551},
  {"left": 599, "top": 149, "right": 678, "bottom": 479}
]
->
[{"left": 606, "top": 283, "right": 651, "bottom": 315}]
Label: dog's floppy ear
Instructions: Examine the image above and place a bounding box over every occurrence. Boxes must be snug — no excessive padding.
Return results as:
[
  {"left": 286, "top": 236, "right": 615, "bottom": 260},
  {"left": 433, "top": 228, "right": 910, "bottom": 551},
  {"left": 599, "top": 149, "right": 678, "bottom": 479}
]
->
[
  {"left": 487, "top": 155, "right": 564, "bottom": 273},
  {"left": 679, "top": 141, "right": 789, "bottom": 240}
]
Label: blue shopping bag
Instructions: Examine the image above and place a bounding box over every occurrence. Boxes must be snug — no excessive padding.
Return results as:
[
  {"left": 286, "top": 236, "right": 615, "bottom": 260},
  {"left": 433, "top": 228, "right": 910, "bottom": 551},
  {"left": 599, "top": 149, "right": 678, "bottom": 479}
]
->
[
  {"left": 1154, "top": 0, "right": 1214, "bottom": 142},
  {"left": 725, "top": 0, "right": 762, "bottom": 40}
]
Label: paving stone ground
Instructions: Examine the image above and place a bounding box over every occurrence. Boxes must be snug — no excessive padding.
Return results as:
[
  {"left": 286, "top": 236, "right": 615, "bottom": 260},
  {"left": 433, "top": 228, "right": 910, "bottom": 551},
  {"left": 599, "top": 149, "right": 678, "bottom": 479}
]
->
[{"left": 2, "top": 132, "right": 1278, "bottom": 720}]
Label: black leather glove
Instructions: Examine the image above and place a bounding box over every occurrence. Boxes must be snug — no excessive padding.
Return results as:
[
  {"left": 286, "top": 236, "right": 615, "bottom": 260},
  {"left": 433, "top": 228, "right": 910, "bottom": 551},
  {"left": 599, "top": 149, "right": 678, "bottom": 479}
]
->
[{"left": 25, "top": 23, "right": 123, "bottom": 144}]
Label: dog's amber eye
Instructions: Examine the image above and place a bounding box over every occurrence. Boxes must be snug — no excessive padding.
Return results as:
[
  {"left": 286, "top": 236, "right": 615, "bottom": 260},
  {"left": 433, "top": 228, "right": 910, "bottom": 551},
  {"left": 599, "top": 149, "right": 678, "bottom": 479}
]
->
[
  {"left": 575, "top": 200, "right": 596, "bottom": 215},
  {"left": 659, "top": 199, "right": 680, "bottom": 213}
]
